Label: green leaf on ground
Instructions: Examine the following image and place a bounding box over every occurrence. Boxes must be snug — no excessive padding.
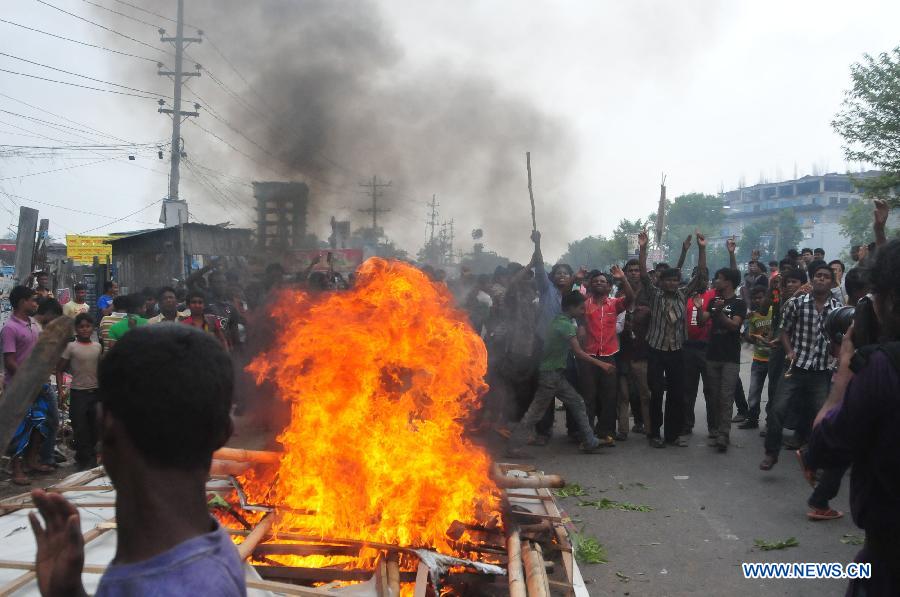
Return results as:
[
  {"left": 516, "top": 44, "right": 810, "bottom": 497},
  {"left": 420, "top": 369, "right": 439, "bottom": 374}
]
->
[
  {"left": 553, "top": 484, "right": 588, "bottom": 498},
  {"left": 579, "top": 498, "right": 653, "bottom": 512},
  {"left": 572, "top": 532, "right": 607, "bottom": 564},
  {"left": 841, "top": 534, "right": 864, "bottom": 546},
  {"left": 615, "top": 571, "right": 630, "bottom": 582},
  {"left": 754, "top": 537, "right": 799, "bottom": 551},
  {"left": 207, "top": 494, "right": 230, "bottom": 509}
]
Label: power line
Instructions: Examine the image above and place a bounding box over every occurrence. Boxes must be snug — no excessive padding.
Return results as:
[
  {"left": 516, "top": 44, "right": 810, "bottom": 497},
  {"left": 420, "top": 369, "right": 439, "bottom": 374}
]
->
[
  {"left": 0, "top": 51, "right": 172, "bottom": 99},
  {"left": 0, "top": 92, "right": 137, "bottom": 143},
  {"left": 0, "top": 67, "right": 159, "bottom": 99},
  {"left": 0, "top": 18, "right": 159, "bottom": 62},
  {"left": 0, "top": 190, "right": 158, "bottom": 225},
  {"left": 79, "top": 199, "right": 163, "bottom": 234},
  {"left": 81, "top": 0, "right": 161, "bottom": 29},
  {"left": 0, "top": 157, "right": 115, "bottom": 181},
  {"left": 33, "top": 0, "right": 173, "bottom": 57}
]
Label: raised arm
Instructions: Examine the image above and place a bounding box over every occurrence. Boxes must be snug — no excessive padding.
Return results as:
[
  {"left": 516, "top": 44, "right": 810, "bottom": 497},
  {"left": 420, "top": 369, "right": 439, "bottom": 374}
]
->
[
  {"left": 874, "top": 199, "right": 889, "bottom": 247},
  {"left": 727, "top": 236, "right": 737, "bottom": 271},
  {"left": 676, "top": 234, "right": 692, "bottom": 272},
  {"left": 685, "top": 231, "right": 708, "bottom": 294},
  {"left": 531, "top": 230, "right": 548, "bottom": 293},
  {"left": 638, "top": 229, "right": 651, "bottom": 286},
  {"left": 610, "top": 265, "right": 634, "bottom": 309}
]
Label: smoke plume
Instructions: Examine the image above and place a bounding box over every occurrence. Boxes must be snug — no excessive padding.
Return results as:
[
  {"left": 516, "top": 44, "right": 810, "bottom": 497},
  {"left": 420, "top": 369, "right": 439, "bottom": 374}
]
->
[{"left": 114, "top": 0, "right": 575, "bottom": 261}]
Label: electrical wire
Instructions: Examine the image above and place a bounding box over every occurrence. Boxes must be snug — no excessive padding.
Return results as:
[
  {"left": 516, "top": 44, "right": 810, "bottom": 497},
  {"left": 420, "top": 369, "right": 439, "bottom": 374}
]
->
[
  {"left": 0, "top": 18, "right": 159, "bottom": 63},
  {"left": 0, "top": 52, "right": 172, "bottom": 99},
  {"left": 0, "top": 92, "right": 138, "bottom": 143},
  {"left": 33, "top": 0, "right": 173, "bottom": 57},
  {"left": 0, "top": 157, "right": 115, "bottom": 181},
  {"left": 0, "top": 68, "right": 158, "bottom": 100},
  {"left": 81, "top": 0, "right": 161, "bottom": 29},
  {"left": 79, "top": 198, "right": 163, "bottom": 234},
  {"left": 0, "top": 190, "right": 158, "bottom": 226}
]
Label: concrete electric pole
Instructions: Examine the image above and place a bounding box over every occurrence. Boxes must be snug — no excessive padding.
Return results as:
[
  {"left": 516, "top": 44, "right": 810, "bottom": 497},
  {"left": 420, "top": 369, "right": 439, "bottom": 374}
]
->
[{"left": 158, "top": 0, "right": 201, "bottom": 279}]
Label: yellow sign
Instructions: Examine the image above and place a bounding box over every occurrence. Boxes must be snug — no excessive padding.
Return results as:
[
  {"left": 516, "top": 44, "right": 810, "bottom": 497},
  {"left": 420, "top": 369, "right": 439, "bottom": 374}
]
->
[{"left": 66, "top": 235, "right": 115, "bottom": 264}]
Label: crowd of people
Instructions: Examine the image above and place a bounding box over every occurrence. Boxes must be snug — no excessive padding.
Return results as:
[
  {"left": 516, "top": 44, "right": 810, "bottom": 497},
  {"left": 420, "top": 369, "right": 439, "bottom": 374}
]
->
[{"left": 1, "top": 198, "right": 897, "bottom": 595}]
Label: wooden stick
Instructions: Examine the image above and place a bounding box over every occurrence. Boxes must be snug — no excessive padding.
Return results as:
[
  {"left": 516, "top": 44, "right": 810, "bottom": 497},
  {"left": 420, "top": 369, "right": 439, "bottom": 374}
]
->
[
  {"left": 374, "top": 555, "right": 389, "bottom": 597},
  {"left": 526, "top": 152, "right": 537, "bottom": 231},
  {"left": 209, "top": 459, "right": 251, "bottom": 476},
  {"left": 237, "top": 513, "right": 274, "bottom": 560},
  {"left": 0, "top": 316, "right": 73, "bottom": 451},
  {"left": 506, "top": 530, "right": 526, "bottom": 597},
  {"left": 213, "top": 447, "right": 281, "bottom": 464},
  {"left": 521, "top": 541, "right": 549, "bottom": 597},
  {"left": 386, "top": 552, "right": 400, "bottom": 597},
  {"left": 506, "top": 493, "right": 555, "bottom": 502},
  {"left": 0, "top": 501, "right": 115, "bottom": 513},
  {"left": 245, "top": 578, "right": 343, "bottom": 596},
  {"left": 493, "top": 474, "right": 565, "bottom": 490}
]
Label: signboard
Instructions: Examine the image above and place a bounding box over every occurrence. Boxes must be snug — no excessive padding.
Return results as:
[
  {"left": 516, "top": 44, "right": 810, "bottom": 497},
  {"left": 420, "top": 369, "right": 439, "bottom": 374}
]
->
[
  {"left": 285, "top": 249, "right": 364, "bottom": 272},
  {"left": 66, "top": 235, "right": 115, "bottom": 264}
]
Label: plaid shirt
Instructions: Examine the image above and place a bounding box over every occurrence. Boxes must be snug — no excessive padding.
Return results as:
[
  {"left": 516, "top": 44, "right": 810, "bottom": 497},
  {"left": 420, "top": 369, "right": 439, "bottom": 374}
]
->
[
  {"left": 642, "top": 270, "right": 707, "bottom": 352},
  {"left": 781, "top": 293, "right": 843, "bottom": 371}
]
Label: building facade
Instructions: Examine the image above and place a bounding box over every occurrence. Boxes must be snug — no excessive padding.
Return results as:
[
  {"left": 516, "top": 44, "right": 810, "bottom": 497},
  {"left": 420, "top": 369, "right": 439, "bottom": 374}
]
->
[{"left": 721, "top": 171, "right": 886, "bottom": 258}]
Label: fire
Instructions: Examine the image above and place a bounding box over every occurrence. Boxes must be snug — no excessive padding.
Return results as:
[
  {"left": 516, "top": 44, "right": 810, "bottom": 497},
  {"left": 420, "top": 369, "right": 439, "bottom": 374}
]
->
[{"left": 242, "top": 258, "right": 499, "bottom": 557}]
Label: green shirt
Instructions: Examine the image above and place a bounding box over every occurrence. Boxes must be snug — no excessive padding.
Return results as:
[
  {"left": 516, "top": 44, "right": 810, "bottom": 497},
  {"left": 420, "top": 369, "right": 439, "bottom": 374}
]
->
[
  {"left": 747, "top": 307, "right": 773, "bottom": 362},
  {"left": 108, "top": 315, "right": 149, "bottom": 341},
  {"left": 539, "top": 314, "right": 577, "bottom": 372}
]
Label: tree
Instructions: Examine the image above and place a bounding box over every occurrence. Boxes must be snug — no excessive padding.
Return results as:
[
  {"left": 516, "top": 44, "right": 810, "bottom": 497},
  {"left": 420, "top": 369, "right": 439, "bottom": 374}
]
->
[
  {"left": 736, "top": 209, "right": 804, "bottom": 263},
  {"left": 832, "top": 46, "right": 900, "bottom": 203},
  {"left": 559, "top": 235, "right": 620, "bottom": 270},
  {"left": 661, "top": 193, "right": 724, "bottom": 270},
  {"left": 839, "top": 200, "right": 893, "bottom": 249}
]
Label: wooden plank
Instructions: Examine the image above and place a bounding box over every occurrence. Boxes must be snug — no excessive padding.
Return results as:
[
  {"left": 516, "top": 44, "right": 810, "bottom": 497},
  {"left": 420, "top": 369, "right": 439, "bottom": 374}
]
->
[
  {"left": 506, "top": 530, "right": 526, "bottom": 597},
  {"left": 237, "top": 513, "right": 274, "bottom": 560},
  {"left": 255, "top": 566, "right": 417, "bottom": 583}
]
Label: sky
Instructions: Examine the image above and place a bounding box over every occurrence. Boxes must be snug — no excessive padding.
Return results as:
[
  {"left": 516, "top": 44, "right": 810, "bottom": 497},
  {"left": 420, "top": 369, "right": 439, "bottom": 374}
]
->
[{"left": 1, "top": 0, "right": 899, "bottom": 261}]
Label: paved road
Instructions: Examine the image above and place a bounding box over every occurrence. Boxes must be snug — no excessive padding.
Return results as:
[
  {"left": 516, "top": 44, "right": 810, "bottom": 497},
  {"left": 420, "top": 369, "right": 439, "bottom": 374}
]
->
[{"left": 517, "top": 350, "right": 858, "bottom": 597}]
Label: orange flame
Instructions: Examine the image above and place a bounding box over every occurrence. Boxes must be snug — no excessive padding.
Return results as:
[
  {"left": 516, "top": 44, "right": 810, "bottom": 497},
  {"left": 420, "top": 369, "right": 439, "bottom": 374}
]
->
[{"left": 243, "top": 258, "right": 498, "bottom": 555}]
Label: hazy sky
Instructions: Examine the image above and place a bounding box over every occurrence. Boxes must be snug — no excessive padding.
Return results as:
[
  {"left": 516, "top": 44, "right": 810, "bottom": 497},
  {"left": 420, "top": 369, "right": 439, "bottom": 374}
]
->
[{"left": 2, "top": 0, "right": 899, "bottom": 260}]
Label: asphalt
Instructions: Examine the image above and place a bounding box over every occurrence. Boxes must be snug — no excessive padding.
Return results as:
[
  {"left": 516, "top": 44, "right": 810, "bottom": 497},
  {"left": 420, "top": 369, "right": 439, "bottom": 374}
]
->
[{"left": 516, "top": 348, "right": 859, "bottom": 597}]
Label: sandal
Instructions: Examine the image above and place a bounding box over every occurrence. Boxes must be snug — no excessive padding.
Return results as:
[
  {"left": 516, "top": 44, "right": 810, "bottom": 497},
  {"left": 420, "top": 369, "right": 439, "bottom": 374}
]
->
[
  {"left": 759, "top": 453, "right": 778, "bottom": 471},
  {"left": 807, "top": 508, "right": 843, "bottom": 521},
  {"left": 649, "top": 438, "right": 666, "bottom": 449},
  {"left": 11, "top": 475, "right": 31, "bottom": 486}
]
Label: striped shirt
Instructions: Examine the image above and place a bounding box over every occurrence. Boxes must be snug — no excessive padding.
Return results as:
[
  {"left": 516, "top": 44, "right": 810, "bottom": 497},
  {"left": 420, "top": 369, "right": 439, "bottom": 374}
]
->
[
  {"left": 642, "top": 270, "right": 707, "bottom": 352},
  {"left": 781, "top": 293, "right": 843, "bottom": 371}
]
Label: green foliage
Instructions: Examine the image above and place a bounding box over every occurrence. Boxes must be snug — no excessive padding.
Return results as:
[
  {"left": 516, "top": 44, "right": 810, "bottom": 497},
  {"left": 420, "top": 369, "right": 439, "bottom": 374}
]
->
[
  {"left": 559, "top": 235, "right": 620, "bottom": 270},
  {"left": 572, "top": 532, "right": 608, "bottom": 564},
  {"left": 754, "top": 537, "right": 799, "bottom": 551},
  {"left": 662, "top": 193, "right": 725, "bottom": 270},
  {"left": 737, "top": 209, "right": 804, "bottom": 263},
  {"left": 839, "top": 200, "right": 893, "bottom": 249},
  {"left": 841, "top": 534, "right": 865, "bottom": 546},
  {"left": 579, "top": 498, "right": 653, "bottom": 512},
  {"left": 833, "top": 46, "right": 900, "bottom": 201},
  {"left": 553, "top": 484, "right": 588, "bottom": 498}
]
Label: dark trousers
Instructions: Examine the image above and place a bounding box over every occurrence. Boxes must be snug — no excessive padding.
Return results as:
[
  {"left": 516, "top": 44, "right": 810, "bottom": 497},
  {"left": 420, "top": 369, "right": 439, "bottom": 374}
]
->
[
  {"left": 648, "top": 348, "right": 685, "bottom": 442},
  {"left": 746, "top": 360, "right": 770, "bottom": 423},
  {"left": 70, "top": 389, "right": 99, "bottom": 468},
  {"left": 764, "top": 368, "right": 830, "bottom": 454},
  {"left": 40, "top": 387, "right": 59, "bottom": 466},
  {"left": 577, "top": 356, "right": 618, "bottom": 437},
  {"left": 683, "top": 342, "right": 714, "bottom": 433},
  {"left": 809, "top": 465, "right": 849, "bottom": 510},
  {"left": 733, "top": 376, "right": 748, "bottom": 416}
]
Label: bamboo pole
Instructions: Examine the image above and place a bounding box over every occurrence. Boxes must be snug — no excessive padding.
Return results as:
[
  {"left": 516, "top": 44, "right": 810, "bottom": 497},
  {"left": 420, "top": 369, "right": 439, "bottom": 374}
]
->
[
  {"left": 0, "top": 501, "right": 115, "bottom": 513},
  {"left": 506, "top": 530, "right": 526, "bottom": 597},
  {"left": 212, "top": 447, "right": 281, "bottom": 464},
  {"left": 237, "top": 513, "right": 274, "bottom": 560},
  {"left": 493, "top": 474, "right": 565, "bottom": 489},
  {"left": 386, "top": 552, "right": 400, "bottom": 597},
  {"left": 526, "top": 152, "right": 537, "bottom": 231},
  {"left": 209, "top": 459, "right": 251, "bottom": 476},
  {"left": 521, "top": 540, "right": 549, "bottom": 597}
]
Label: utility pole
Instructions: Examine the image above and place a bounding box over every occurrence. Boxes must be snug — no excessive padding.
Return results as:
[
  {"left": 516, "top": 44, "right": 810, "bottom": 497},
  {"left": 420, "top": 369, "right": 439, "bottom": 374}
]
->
[
  {"left": 358, "top": 175, "right": 392, "bottom": 234},
  {"left": 158, "top": 0, "right": 200, "bottom": 280},
  {"left": 442, "top": 218, "right": 455, "bottom": 264}
]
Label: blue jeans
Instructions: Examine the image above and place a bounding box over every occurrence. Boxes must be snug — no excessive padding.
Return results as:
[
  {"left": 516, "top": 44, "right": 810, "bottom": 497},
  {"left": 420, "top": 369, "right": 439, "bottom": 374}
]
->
[
  {"left": 746, "top": 360, "right": 769, "bottom": 423},
  {"left": 764, "top": 368, "right": 830, "bottom": 454}
]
